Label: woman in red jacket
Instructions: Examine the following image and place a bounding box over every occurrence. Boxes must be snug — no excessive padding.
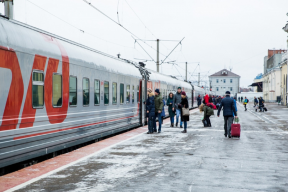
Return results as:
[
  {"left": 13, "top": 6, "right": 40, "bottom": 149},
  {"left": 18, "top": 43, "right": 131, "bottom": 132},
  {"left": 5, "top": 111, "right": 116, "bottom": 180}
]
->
[{"left": 204, "top": 94, "right": 209, "bottom": 104}]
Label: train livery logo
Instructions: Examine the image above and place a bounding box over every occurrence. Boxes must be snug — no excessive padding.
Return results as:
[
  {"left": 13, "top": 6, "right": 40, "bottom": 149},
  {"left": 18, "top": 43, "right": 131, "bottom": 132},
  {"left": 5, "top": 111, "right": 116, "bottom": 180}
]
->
[{"left": 0, "top": 36, "right": 69, "bottom": 131}]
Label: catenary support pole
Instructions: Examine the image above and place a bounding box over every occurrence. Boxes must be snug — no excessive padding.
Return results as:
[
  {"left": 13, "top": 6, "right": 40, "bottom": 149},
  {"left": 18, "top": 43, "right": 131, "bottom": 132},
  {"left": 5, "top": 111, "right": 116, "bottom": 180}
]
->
[
  {"left": 185, "top": 62, "right": 187, "bottom": 81},
  {"left": 3, "top": 0, "right": 13, "bottom": 19},
  {"left": 198, "top": 72, "right": 200, "bottom": 86},
  {"left": 157, "top": 39, "right": 159, "bottom": 72}
]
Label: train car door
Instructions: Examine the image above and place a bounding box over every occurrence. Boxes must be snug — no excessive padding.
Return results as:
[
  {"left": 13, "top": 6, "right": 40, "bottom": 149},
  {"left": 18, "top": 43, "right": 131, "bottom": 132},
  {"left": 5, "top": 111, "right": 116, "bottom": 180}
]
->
[{"left": 139, "top": 79, "right": 147, "bottom": 126}]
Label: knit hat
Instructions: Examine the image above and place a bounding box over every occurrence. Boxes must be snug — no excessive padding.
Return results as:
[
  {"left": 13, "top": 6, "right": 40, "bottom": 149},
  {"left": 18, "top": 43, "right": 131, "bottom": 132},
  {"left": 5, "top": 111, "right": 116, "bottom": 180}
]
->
[
  {"left": 177, "top": 87, "right": 181, "bottom": 90},
  {"left": 225, "top": 91, "right": 230, "bottom": 95},
  {"left": 147, "top": 88, "right": 152, "bottom": 93},
  {"left": 155, "top": 89, "right": 160, "bottom": 94},
  {"left": 181, "top": 91, "right": 186, "bottom": 96}
]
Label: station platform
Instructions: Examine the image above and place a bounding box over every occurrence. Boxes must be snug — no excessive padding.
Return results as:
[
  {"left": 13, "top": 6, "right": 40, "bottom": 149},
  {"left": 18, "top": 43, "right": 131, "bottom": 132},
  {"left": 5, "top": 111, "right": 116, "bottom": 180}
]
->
[{"left": 1, "top": 103, "right": 288, "bottom": 192}]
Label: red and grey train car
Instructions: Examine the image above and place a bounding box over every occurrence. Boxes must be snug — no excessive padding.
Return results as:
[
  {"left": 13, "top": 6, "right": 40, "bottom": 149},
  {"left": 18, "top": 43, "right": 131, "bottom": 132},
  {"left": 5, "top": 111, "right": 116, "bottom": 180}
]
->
[{"left": 0, "top": 16, "right": 203, "bottom": 169}]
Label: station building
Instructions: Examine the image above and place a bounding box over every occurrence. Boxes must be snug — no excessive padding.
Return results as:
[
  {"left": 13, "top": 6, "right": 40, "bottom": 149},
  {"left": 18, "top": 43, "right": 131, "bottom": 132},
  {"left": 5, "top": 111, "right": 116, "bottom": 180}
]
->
[{"left": 209, "top": 69, "right": 240, "bottom": 96}]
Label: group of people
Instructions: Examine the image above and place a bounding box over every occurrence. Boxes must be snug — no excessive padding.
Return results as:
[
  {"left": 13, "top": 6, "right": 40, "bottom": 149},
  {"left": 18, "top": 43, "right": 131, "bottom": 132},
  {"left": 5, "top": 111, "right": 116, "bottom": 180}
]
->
[
  {"left": 146, "top": 87, "right": 190, "bottom": 134},
  {"left": 253, "top": 96, "right": 265, "bottom": 112}
]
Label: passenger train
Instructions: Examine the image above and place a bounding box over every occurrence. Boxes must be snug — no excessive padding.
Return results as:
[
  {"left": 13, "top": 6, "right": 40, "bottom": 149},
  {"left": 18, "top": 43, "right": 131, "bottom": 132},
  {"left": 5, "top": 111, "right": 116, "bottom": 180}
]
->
[{"left": 0, "top": 16, "right": 209, "bottom": 169}]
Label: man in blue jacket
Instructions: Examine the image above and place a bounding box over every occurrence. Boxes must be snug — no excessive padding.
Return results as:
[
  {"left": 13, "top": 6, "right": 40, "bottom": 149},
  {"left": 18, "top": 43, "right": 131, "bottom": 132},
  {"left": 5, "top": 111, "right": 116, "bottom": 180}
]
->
[{"left": 217, "top": 91, "right": 237, "bottom": 138}]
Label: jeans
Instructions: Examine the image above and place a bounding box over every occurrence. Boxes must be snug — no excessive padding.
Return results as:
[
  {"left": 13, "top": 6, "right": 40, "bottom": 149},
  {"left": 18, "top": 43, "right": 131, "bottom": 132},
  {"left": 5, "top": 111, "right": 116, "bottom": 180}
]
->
[
  {"left": 148, "top": 116, "right": 155, "bottom": 133},
  {"left": 244, "top": 104, "right": 247, "bottom": 110},
  {"left": 170, "top": 116, "right": 174, "bottom": 124},
  {"left": 176, "top": 109, "right": 182, "bottom": 126},
  {"left": 224, "top": 116, "right": 234, "bottom": 136},
  {"left": 183, "top": 121, "right": 187, "bottom": 130},
  {"left": 157, "top": 113, "right": 162, "bottom": 132}
]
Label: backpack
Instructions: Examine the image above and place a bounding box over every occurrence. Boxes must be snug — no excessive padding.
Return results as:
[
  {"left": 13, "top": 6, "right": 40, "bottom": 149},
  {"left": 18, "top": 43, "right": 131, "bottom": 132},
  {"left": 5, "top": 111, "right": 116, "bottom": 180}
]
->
[{"left": 247, "top": 99, "right": 249, "bottom": 103}]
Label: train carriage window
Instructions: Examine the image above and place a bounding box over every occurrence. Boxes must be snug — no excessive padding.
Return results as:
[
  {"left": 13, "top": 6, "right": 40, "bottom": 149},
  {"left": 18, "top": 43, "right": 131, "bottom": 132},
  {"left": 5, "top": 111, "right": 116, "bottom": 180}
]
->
[
  {"left": 104, "top": 81, "right": 109, "bottom": 105},
  {"left": 137, "top": 85, "right": 139, "bottom": 102},
  {"left": 69, "top": 76, "right": 77, "bottom": 106},
  {"left": 32, "top": 71, "right": 44, "bottom": 108},
  {"left": 112, "top": 82, "right": 117, "bottom": 105},
  {"left": 126, "top": 85, "right": 130, "bottom": 103},
  {"left": 120, "top": 83, "right": 124, "bottom": 104},
  {"left": 53, "top": 74, "right": 62, "bottom": 107},
  {"left": 83, "top": 78, "right": 89, "bottom": 106},
  {"left": 132, "top": 85, "right": 135, "bottom": 103},
  {"left": 94, "top": 80, "right": 100, "bottom": 105}
]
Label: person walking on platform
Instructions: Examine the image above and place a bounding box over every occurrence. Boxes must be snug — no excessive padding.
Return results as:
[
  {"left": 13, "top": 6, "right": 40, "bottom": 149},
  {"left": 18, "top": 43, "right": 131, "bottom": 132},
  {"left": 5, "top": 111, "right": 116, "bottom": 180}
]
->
[
  {"left": 243, "top": 97, "right": 248, "bottom": 111},
  {"left": 167, "top": 92, "right": 175, "bottom": 127},
  {"left": 146, "top": 92, "right": 155, "bottom": 134},
  {"left": 238, "top": 97, "right": 240, "bottom": 102},
  {"left": 173, "top": 87, "right": 183, "bottom": 128},
  {"left": 212, "top": 96, "right": 216, "bottom": 105},
  {"left": 178, "top": 91, "right": 189, "bottom": 133},
  {"left": 241, "top": 96, "right": 243, "bottom": 103},
  {"left": 204, "top": 94, "right": 209, "bottom": 104},
  {"left": 154, "top": 89, "right": 164, "bottom": 133},
  {"left": 197, "top": 95, "right": 202, "bottom": 107},
  {"left": 217, "top": 91, "right": 237, "bottom": 138},
  {"left": 258, "top": 97, "right": 264, "bottom": 112},
  {"left": 254, "top": 97, "right": 258, "bottom": 107},
  {"left": 161, "top": 98, "right": 166, "bottom": 125}
]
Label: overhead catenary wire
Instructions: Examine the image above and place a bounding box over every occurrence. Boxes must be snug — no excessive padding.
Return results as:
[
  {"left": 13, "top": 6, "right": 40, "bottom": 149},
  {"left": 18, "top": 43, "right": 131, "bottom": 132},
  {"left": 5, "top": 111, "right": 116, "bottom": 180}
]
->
[
  {"left": 82, "top": 0, "right": 166, "bottom": 59},
  {"left": 160, "top": 37, "right": 185, "bottom": 65},
  {"left": 26, "top": 0, "right": 134, "bottom": 49}
]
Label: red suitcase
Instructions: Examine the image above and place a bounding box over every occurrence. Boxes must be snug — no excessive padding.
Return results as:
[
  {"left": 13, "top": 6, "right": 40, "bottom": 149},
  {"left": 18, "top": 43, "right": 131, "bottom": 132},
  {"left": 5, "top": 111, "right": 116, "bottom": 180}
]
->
[{"left": 231, "top": 123, "right": 241, "bottom": 138}]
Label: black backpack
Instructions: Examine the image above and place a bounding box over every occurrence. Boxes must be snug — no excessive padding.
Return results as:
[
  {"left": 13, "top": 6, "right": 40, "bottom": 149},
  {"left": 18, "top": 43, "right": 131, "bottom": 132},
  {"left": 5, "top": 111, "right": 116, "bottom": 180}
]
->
[{"left": 247, "top": 99, "right": 249, "bottom": 103}]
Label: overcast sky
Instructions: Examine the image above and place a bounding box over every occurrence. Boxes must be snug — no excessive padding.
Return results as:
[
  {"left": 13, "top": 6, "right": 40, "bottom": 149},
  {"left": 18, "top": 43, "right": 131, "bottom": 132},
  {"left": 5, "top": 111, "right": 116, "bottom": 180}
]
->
[{"left": 0, "top": 0, "right": 288, "bottom": 88}]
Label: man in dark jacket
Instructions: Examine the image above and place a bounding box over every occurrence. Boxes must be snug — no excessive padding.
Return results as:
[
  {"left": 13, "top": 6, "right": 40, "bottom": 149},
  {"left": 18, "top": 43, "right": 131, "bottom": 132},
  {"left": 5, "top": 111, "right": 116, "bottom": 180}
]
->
[
  {"left": 217, "top": 91, "right": 237, "bottom": 138},
  {"left": 146, "top": 92, "right": 155, "bottom": 134},
  {"left": 197, "top": 95, "right": 202, "bottom": 107},
  {"left": 173, "top": 87, "right": 183, "bottom": 128},
  {"left": 254, "top": 97, "right": 258, "bottom": 107},
  {"left": 154, "top": 89, "right": 164, "bottom": 133}
]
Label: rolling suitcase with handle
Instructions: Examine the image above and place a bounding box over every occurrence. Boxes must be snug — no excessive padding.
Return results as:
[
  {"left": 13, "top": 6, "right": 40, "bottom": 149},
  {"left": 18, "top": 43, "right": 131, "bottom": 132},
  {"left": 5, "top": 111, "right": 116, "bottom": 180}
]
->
[{"left": 231, "top": 117, "right": 241, "bottom": 138}]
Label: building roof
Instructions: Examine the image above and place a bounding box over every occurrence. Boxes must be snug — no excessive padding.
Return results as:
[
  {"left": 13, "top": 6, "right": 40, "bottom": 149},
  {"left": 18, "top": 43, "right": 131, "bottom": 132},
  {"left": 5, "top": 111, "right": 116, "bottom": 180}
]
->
[{"left": 209, "top": 69, "right": 240, "bottom": 77}]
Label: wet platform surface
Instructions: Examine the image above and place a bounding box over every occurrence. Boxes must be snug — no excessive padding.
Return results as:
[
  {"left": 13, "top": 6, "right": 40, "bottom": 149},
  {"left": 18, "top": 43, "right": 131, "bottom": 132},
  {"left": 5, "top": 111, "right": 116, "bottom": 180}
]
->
[{"left": 3, "top": 103, "right": 288, "bottom": 192}]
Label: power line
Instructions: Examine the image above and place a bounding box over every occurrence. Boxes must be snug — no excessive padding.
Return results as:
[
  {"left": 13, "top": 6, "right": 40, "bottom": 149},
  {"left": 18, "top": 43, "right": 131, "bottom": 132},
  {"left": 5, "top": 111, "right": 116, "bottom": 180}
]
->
[
  {"left": 160, "top": 37, "right": 185, "bottom": 65},
  {"left": 26, "top": 0, "right": 134, "bottom": 49},
  {"left": 83, "top": 0, "right": 164, "bottom": 59}
]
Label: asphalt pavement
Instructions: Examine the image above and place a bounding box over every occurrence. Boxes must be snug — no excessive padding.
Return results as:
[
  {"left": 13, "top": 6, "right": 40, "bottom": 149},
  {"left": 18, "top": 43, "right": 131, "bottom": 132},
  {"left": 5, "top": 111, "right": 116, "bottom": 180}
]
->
[{"left": 14, "top": 103, "right": 288, "bottom": 192}]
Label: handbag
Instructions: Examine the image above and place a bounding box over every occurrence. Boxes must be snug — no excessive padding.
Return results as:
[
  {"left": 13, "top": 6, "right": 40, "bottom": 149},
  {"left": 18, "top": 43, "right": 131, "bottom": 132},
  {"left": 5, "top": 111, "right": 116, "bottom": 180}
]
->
[{"left": 182, "top": 107, "right": 189, "bottom": 116}]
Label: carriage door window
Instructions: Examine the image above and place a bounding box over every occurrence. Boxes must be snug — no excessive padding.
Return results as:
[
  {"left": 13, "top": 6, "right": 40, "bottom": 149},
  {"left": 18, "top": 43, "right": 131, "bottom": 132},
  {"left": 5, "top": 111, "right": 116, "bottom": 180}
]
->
[
  {"left": 132, "top": 85, "right": 135, "bottom": 103},
  {"left": 112, "top": 82, "right": 117, "bottom": 105},
  {"left": 83, "top": 78, "right": 89, "bottom": 106},
  {"left": 69, "top": 76, "right": 77, "bottom": 106},
  {"left": 53, "top": 74, "right": 62, "bottom": 107},
  {"left": 126, "top": 85, "right": 130, "bottom": 103},
  {"left": 120, "top": 83, "right": 124, "bottom": 104},
  {"left": 104, "top": 81, "right": 109, "bottom": 105},
  {"left": 32, "top": 71, "right": 44, "bottom": 108},
  {"left": 137, "top": 85, "right": 139, "bottom": 102},
  {"left": 94, "top": 80, "right": 100, "bottom": 105}
]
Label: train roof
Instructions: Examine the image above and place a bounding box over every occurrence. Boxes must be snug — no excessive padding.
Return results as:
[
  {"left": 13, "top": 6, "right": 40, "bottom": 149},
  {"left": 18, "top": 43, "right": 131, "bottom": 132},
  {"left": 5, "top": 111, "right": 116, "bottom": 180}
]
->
[{"left": 0, "top": 17, "right": 142, "bottom": 79}]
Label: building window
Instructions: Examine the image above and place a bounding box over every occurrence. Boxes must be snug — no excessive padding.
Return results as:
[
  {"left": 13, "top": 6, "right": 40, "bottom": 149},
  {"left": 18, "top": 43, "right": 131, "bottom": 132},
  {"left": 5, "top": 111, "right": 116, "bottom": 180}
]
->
[
  {"left": 104, "top": 81, "right": 109, "bottom": 105},
  {"left": 223, "top": 79, "right": 226, "bottom": 83},
  {"left": 126, "top": 85, "right": 130, "bottom": 103},
  {"left": 120, "top": 83, "right": 124, "bottom": 104},
  {"left": 112, "top": 82, "right": 117, "bottom": 105},
  {"left": 53, "top": 74, "right": 62, "bottom": 107},
  {"left": 216, "top": 79, "right": 219, "bottom": 83},
  {"left": 230, "top": 87, "right": 233, "bottom": 91},
  {"left": 132, "top": 85, "right": 135, "bottom": 103},
  {"left": 32, "top": 71, "right": 44, "bottom": 108},
  {"left": 69, "top": 76, "right": 77, "bottom": 106},
  {"left": 83, "top": 78, "right": 89, "bottom": 106},
  {"left": 230, "top": 79, "right": 233, "bottom": 83},
  {"left": 216, "top": 87, "right": 219, "bottom": 91},
  {"left": 94, "top": 80, "right": 100, "bottom": 105}
]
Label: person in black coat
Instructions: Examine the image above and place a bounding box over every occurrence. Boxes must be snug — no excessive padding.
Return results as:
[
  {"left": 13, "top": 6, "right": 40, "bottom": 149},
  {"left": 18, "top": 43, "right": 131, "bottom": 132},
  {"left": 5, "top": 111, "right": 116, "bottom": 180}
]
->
[
  {"left": 179, "top": 91, "right": 189, "bottom": 133},
  {"left": 217, "top": 91, "right": 237, "bottom": 138},
  {"left": 146, "top": 92, "right": 155, "bottom": 134},
  {"left": 197, "top": 95, "right": 202, "bottom": 107}
]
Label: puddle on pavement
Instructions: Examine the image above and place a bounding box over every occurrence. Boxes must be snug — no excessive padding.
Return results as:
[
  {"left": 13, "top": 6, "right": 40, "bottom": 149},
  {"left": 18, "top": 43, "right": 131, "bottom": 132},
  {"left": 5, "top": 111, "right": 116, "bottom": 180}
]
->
[{"left": 163, "top": 152, "right": 193, "bottom": 156}]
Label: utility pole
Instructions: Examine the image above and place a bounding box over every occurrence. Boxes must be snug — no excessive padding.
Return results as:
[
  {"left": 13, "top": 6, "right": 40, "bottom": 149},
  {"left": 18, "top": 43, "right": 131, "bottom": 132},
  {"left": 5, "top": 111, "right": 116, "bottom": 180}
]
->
[
  {"left": 156, "top": 39, "right": 159, "bottom": 72},
  {"left": 198, "top": 73, "right": 200, "bottom": 86},
  {"left": 2, "top": 0, "right": 14, "bottom": 19},
  {"left": 185, "top": 62, "right": 187, "bottom": 81}
]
